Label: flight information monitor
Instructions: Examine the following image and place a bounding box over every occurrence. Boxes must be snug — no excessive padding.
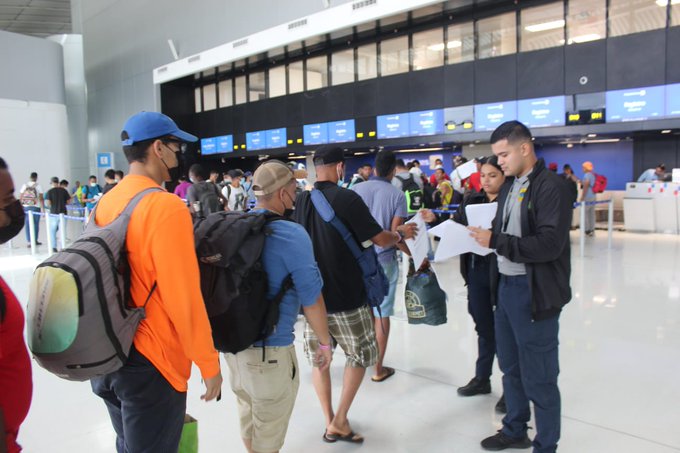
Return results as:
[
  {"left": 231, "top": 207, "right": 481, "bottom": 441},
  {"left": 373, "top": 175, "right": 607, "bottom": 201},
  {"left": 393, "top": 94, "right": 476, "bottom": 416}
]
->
[
  {"left": 666, "top": 83, "right": 680, "bottom": 117},
  {"left": 606, "top": 85, "right": 665, "bottom": 122},
  {"left": 328, "top": 119, "right": 356, "bottom": 143},
  {"left": 517, "top": 96, "right": 566, "bottom": 128},
  {"left": 266, "top": 128, "right": 287, "bottom": 149},
  {"left": 215, "top": 135, "right": 233, "bottom": 153},
  {"left": 377, "top": 113, "right": 409, "bottom": 139},
  {"left": 409, "top": 109, "right": 444, "bottom": 136},
  {"left": 474, "top": 101, "right": 517, "bottom": 131},
  {"left": 246, "top": 131, "right": 266, "bottom": 150},
  {"left": 200, "top": 137, "right": 217, "bottom": 155},
  {"left": 303, "top": 123, "right": 329, "bottom": 145}
]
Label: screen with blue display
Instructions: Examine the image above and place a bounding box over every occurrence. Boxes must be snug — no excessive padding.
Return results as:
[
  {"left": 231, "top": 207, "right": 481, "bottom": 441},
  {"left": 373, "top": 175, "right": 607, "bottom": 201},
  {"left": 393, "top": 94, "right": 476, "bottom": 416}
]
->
[
  {"left": 517, "top": 96, "right": 566, "bottom": 128},
  {"left": 215, "top": 135, "right": 233, "bottom": 154},
  {"left": 201, "top": 138, "right": 217, "bottom": 155},
  {"left": 246, "top": 131, "right": 266, "bottom": 150},
  {"left": 328, "top": 120, "right": 356, "bottom": 143},
  {"left": 409, "top": 109, "right": 444, "bottom": 136},
  {"left": 666, "top": 83, "right": 680, "bottom": 117},
  {"left": 606, "top": 85, "right": 665, "bottom": 122},
  {"left": 266, "top": 128, "right": 287, "bottom": 149},
  {"left": 377, "top": 113, "right": 409, "bottom": 139},
  {"left": 304, "top": 123, "right": 328, "bottom": 145},
  {"left": 474, "top": 101, "right": 517, "bottom": 131}
]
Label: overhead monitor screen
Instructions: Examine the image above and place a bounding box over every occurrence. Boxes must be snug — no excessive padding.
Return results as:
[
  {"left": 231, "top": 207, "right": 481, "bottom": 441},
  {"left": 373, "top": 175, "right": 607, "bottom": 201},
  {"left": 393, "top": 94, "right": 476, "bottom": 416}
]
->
[
  {"left": 215, "top": 135, "right": 233, "bottom": 153},
  {"left": 517, "top": 96, "right": 566, "bottom": 128},
  {"left": 474, "top": 101, "right": 517, "bottom": 132},
  {"left": 266, "top": 128, "right": 287, "bottom": 149},
  {"left": 377, "top": 113, "right": 409, "bottom": 139},
  {"left": 409, "top": 109, "right": 444, "bottom": 136},
  {"left": 201, "top": 137, "right": 217, "bottom": 155},
  {"left": 444, "top": 106, "right": 474, "bottom": 133},
  {"left": 606, "top": 85, "right": 664, "bottom": 122},
  {"left": 666, "top": 83, "right": 680, "bottom": 117},
  {"left": 328, "top": 120, "right": 356, "bottom": 143},
  {"left": 303, "top": 123, "right": 328, "bottom": 146},
  {"left": 246, "top": 131, "right": 266, "bottom": 151}
]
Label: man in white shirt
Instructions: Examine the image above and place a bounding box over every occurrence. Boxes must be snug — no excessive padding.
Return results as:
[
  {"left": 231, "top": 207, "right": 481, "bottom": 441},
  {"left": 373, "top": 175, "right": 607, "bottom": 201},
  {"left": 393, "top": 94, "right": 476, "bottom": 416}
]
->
[
  {"left": 222, "top": 170, "right": 247, "bottom": 211},
  {"left": 19, "top": 171, "right": 44, "bottom": 246}
]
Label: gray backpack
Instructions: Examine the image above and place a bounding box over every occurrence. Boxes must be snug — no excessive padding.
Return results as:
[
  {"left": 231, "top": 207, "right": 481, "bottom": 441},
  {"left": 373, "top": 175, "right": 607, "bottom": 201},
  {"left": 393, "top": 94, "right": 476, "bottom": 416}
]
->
[{"left": 27, "top": 188, "right": 161, "bottom": 381}]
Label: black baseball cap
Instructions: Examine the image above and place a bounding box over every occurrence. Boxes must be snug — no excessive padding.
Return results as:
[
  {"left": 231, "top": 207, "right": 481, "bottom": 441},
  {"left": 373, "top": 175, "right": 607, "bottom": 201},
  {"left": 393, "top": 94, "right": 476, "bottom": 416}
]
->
[{"left": 313, "top": 145, "right": 345, "bottom": 166}]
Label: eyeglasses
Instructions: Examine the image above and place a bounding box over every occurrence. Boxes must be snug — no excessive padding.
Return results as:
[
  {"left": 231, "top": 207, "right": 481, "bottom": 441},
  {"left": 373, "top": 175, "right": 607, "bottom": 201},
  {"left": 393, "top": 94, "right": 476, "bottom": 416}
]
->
[{"left": 162, "top": 140, "right": 187, "bottom": 154}]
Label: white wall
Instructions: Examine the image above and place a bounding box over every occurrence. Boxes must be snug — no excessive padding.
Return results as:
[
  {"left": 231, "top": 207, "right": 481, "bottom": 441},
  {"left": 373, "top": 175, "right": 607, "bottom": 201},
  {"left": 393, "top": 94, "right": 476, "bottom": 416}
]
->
[{"left": 0, "top": 99, "right": 70, "bottom": 188}]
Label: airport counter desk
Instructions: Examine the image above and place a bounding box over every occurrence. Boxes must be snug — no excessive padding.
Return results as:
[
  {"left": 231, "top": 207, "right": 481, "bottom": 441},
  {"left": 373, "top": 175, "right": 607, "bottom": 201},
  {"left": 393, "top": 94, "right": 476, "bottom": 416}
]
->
[{"left": 623, "top": 182, "right": 680, "bottom": 234}]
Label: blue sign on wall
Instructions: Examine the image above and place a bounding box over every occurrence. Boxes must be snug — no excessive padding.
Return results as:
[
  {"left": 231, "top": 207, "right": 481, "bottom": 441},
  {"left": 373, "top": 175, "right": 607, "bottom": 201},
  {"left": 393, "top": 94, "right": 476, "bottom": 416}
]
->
[
  {"left": 409, "top": 109, "right": 444, "bottom": 136},
  {"left": 328, "top": 120, "right": 356, "bottom": 143},
  {"left": 246, "top": 131, "right": 266, "bottom": 150},
  {"left": 606, "top": 85, "right": 665, "bottom": 122},
  {"left": 517, "top": 96, "right": 566, "bottom": 128},
  {"left": 97, "top": 153, "right": 112, "bottom": 168},
  {"left": 666, "top": 83, "right": 680, "bottom": 117},
  {"left": 377, "top": 113, "right": 410, "bottom": 139},
  {"left": 214, "top": 135, "right": 233, "bottom": 154},
  {"left": 303, "top": 123, "right": 328, "bottom": 145},
  {"left": 200, "top": 138, "right": 217, "bottom": 155},
  {"left": 474, "top": 101, "right": 517, "bottom": 131},
  {"left": 266, "top": 128, "right": 287, "bottom": 149}
]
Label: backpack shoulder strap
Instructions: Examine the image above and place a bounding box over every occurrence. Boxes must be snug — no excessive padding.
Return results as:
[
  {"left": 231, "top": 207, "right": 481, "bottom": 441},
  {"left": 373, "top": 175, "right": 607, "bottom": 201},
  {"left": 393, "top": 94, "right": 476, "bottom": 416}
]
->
[
  {"left": 395, "top": 175, "right": 406, "bottom": 183},
  {"left": 310, "top": 189, "right": 363, "bottom": 260},
  {"left": 88, "top": 187, "right": 163, "bottom": 231}
]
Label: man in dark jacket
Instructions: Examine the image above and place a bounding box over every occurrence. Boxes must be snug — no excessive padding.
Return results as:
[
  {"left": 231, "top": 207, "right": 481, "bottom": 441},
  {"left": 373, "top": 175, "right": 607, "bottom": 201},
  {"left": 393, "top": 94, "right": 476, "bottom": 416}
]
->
[{"left": 470, "top": 121, "right": 571, "bottom": 453}]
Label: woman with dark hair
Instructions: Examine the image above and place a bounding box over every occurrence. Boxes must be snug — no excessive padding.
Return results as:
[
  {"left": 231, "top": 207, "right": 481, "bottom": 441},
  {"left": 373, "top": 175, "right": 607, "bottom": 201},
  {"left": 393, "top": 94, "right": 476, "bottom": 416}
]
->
[
  {"left": 0, "top": 157, "right": 33, "bottom": 453},
  {"left": 451, "top": 156, "right": 507, "bottom": 410}
]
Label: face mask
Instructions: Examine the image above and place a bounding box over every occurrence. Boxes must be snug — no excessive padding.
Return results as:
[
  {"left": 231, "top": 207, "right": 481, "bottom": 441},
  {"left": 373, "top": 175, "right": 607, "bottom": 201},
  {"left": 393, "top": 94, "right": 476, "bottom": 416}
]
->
[
  {"left": 90, "top": 182, "right": 97, "bottom": 187},
  {"left": 189, "top": 177, "right": 196, "bottom": 184},
  {"left": 0, "top": 200, "right": 25, "bottom": 244},
  {"left": 337, "top": 164, "right": 345, "bottom": 187},
  {"left": 282, "top": 190, "right": 296, "bottom": 218}
]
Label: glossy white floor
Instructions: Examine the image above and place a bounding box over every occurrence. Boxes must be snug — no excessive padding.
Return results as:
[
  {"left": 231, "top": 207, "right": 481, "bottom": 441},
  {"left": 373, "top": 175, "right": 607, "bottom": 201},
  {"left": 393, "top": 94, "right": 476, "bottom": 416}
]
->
[{"left": 4, "top": 229, "right": 680, "bottom": 452}]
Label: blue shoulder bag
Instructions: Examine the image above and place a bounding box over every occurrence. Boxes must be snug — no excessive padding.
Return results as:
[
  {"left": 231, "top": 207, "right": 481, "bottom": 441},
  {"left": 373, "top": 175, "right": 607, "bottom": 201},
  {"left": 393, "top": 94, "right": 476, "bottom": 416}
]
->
[{"left": 310, "top": 189, "right": 389, "bottom": 310}]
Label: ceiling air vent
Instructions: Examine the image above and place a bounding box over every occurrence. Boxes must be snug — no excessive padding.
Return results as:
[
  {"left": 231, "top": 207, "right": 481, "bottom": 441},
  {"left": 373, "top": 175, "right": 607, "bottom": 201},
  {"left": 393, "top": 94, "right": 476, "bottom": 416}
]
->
[
  {"left": 352, "top": 0, "right": 377, "bottom": 11},
  {"left": 233, "top": 38, "right": 248, "bottom": 49},
  {"left": 288, "top": 18, "right": 308, "bottom": 30},
  {"left": 188, "top": 55, "right": 201, "bottom": 63}
]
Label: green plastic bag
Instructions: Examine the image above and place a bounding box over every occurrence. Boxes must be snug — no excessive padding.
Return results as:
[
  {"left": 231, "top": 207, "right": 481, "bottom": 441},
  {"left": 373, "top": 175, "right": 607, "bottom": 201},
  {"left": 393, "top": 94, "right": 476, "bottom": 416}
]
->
[
  {"left": 405, "top": 268, "right": 447, "bottom": 326},
  {"left": 178, "top": 414, "right": 198, "bottom": 453}
]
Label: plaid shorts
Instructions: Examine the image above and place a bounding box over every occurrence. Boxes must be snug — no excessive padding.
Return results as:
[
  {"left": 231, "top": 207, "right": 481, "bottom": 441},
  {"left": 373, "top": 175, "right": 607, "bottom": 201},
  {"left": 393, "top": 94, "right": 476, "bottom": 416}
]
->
[{"left": 304, "top": 305, "right": 378, "bottom": 368}]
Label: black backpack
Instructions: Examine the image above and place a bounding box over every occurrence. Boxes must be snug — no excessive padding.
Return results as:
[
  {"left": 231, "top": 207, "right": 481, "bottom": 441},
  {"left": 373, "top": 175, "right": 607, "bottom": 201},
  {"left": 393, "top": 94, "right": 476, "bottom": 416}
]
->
[
  {"left": 193, "top": 182, "right": 222, "bottom": 217},
  {"left": 194, "top": 211, "right": 293, "bottom": 357},
  {"left": 395, "top": 174, "right": 424, "bottom": 215}
]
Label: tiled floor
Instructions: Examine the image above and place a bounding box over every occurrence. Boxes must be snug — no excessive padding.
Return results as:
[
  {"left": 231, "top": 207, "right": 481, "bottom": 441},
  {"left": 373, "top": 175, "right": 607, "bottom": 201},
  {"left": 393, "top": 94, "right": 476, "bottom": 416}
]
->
[{"left": 5, "top": 230, "right": 680, "bottom": 452}]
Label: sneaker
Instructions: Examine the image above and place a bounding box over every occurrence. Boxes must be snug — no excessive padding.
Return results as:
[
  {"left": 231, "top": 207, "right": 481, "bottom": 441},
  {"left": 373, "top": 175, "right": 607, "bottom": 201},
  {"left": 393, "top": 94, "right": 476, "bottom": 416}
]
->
[
  {"left": 457, "top": 377, "right": 491, "bottom": 396},
  {"left": 495, "top": 394, "right": 507, "bottom": 413},
  {"left": 52, "top": 248, "right": 58, "bottom": 253},
  {"left": 481, "top": 431, "right": 531, "bottom": 451}
]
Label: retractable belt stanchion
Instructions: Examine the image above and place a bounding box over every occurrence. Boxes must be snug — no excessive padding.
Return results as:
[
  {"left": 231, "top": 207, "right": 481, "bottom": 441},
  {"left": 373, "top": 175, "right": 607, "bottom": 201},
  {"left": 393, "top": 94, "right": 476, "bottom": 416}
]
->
[
  {"left": 28, "top": 210, "right": 36, "bottom": 255},
  {"left": 607, "top": 198, "right": 614, "bottom": 249},
  {"left": 59, "top": 213, "right": 67, "bottom": 250},
  {"left": 579, "top": 202, "right": 586, "bottom": 257},
  {"left": 45, "top": 212, "right": 54, "bottom": 253}
]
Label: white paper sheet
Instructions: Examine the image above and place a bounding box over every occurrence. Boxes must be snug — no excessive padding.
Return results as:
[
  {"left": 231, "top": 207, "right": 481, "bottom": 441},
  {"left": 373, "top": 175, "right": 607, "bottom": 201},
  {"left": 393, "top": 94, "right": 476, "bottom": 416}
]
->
[
  {"left": 405, "top": 214, "right": 429, "bottom": 270},
  {"left": 428, "top": 219, "right": 493, "bottom": 261},
  {"left": 454, "top": 160, "right": 478, "bottom": 180},
  {"left": 465, "top": 202, "right": 498, "bottom": 229}
]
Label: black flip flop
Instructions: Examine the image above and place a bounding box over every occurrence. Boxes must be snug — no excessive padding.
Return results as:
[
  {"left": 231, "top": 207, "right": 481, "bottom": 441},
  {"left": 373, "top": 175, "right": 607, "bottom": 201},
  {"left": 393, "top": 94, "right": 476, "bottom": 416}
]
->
[
  {"left": 323, "top": 430, "right": 365, "bottom": 444},
  {"left": 371, "top": 366, "right": 395, "bottom": 383}
]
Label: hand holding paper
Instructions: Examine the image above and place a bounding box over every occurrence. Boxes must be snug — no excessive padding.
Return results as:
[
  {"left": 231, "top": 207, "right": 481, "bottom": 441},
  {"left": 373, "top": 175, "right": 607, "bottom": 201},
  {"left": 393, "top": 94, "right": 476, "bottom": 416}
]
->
[{"left": 405, "top": 214, "right": 429, "bottom": 270}]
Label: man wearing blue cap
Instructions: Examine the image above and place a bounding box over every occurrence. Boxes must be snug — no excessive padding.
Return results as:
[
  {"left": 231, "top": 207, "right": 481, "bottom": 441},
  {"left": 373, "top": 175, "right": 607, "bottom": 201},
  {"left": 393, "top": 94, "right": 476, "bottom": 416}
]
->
[{"left": 90, "top": 111, "right": 223, "bottom": 453}]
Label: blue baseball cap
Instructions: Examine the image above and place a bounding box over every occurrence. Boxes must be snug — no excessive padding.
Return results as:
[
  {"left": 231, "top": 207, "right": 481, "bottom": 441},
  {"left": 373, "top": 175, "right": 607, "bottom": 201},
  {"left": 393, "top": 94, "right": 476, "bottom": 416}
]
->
[{"left": 121, "top": 111, "right": 198, "bottom": 146}]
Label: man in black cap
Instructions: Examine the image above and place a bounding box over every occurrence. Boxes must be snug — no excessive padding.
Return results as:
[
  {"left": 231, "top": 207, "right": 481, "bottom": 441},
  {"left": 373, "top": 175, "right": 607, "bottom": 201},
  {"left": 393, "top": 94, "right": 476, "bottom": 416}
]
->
[{"left": 293, "top": 145, "right": 417, "bottom": 444}]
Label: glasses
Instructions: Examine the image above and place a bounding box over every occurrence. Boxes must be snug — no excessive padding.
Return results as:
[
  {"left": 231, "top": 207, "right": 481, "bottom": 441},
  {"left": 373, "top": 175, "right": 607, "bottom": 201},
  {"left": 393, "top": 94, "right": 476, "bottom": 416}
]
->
[{"left": 162, "top": 140, "right": 187, "bottom": 154}]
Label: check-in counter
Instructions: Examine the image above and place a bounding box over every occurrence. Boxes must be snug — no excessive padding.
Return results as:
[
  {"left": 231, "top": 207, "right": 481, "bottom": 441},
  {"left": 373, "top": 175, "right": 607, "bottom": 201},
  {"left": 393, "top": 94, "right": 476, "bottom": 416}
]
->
[{"left": 624, "top": 182, "right": 680, "bottom": 233}]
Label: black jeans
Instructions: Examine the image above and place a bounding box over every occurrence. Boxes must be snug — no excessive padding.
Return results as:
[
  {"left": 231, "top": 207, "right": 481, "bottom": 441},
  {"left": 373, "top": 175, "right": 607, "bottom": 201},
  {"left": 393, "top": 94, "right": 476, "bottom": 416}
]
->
[
  {"left": 91, "top": 347, "right": 187, "bottom": 453},
  {"left": 466, "top": 255, "right": 495, "bottom": 380}
]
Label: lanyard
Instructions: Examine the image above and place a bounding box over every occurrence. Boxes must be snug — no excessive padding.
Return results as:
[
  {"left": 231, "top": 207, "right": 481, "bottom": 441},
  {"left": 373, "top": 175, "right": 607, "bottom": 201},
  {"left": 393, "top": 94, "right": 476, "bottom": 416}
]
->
[{"left": 502, "top": 179, "right": 529, "bottom": 233}]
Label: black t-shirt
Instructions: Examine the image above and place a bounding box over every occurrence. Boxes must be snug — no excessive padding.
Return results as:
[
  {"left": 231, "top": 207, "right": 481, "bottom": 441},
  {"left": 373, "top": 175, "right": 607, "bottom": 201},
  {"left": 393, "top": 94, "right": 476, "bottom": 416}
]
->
[
  {"left": 103, "top": 182, "right": 117, "bottom": 194},
  {"left": 45, "top": 187, "right": 70, "bottom": 214},
  {"left": 293, "top": 181, "right": 383, "bottom": 313}
]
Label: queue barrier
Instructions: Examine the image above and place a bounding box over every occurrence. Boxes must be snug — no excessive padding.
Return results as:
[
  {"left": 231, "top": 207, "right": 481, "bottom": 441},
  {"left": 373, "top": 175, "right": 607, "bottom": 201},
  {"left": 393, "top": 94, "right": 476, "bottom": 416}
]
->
[
  {"left": 26, "top": 209, "right": 87, "bottom": 256},
  {"left": 573, "top": 199, "right": 614, "bottom": 256}
]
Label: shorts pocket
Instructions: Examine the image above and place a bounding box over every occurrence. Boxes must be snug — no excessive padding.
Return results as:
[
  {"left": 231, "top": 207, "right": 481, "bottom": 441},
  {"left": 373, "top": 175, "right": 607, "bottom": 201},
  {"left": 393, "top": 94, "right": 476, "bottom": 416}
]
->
[{"left": 244, "top": 359, "right": 287, "bottom": 401}]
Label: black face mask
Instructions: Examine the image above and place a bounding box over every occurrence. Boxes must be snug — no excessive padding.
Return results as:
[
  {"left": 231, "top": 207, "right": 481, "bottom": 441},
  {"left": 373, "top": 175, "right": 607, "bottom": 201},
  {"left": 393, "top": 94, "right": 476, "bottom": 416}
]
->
[
  {"left": 160, "top": 143, "right": 182, "bottom": 182},
  {"left": 282, "top": 190, "right": 296, "bottom": 218},
  {"left": 0, "top": 200, "right": 25, "bottom": 244}
]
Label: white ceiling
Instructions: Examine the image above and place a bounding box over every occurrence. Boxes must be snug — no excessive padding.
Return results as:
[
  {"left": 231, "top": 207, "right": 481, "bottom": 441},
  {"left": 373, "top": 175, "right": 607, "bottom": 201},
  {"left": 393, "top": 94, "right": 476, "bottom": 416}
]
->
[{"left": 0, "top": 0, "right": 71, "bottom": 38}]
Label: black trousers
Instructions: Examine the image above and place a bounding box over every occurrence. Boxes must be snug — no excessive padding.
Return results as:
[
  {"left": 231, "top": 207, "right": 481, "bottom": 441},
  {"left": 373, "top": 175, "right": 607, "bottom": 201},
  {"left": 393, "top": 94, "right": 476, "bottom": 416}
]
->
[
  {"left": 91, "top": 346, "right": 187, "bottom": 453},
  {"left": 466, "top": 255, "right": 496, "bottom": 380}
]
